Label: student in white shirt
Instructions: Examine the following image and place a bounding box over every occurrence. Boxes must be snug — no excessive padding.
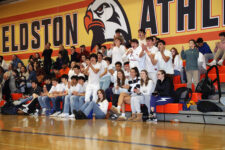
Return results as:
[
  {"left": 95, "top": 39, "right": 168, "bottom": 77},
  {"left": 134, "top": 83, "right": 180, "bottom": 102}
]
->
[
  {"left": 84, "top": 54, "right": 101, "bottom": 103},
  {"left": 138, "top": 29, "right": 146, "bottom": 46},
  {"left": 98, "top": 52, "right": 111, "bottom": 91},
  {"left": 123, "top": 39, "right": 145, "bottom": 71},
  {"left": 58, "top": 76, "right": 78, "bottom": 118},
  {"left": 50, "top": 74, "right": 69, "bottom": 117},
  {"left": 108, "top": 36, "right": 126, "bottom": 66},
  {"left": 68, "top": 65, "right": 85, "bottom": 81},
  {"left": 74, "top": 89, "right": 109, "bottom": 119},
  {"left": 111, "top": 61, "right": 123, "bottom": 83},
  {"left": 70, "top": 76, "right": 87, "bottom": 112},
  {"left": 123, "top": 62, "right": 131, "bottom": 79},
  {"left": 129, "top": 70, "right": 154, "bottom": 121},
  {"left": 139, "top": 36, "right": 158, "bottom": 86},
  {"left": 152, "top": 40, "right": 174, "bottom": 78}
]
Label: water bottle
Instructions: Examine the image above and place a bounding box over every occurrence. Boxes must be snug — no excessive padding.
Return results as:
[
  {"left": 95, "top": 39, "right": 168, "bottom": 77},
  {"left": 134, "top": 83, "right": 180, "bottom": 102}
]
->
[{"left": 93, "top": 113, "right": 96, "bottom": 121}]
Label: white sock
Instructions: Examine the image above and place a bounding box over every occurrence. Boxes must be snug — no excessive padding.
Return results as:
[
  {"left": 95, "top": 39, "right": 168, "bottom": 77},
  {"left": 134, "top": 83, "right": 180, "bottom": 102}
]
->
[
  {"left": 121, "top": 113, "right": 125, "bottom": 117},
  {"left": 117, "top": 106, "right": 121, "bottom": 111}
]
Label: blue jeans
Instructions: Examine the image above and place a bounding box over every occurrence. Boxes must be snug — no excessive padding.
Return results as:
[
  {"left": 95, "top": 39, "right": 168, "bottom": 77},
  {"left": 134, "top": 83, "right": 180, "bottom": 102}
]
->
[
  {"left": 80, "top": 101, "right": 105, "bottom": 119},
  {"left": 38, "top": 96, "right": 48, "bottom": 108},
  {"left": 19, "top": 96, "right": 33, "bottom": 104},
  {"left": 63, "top": 95, "right": 71, "bottom": 114},
  {"left": 70, "top": 95, "right": 83, "bottom": 111},
  {"left": 100, "top": 75, "right": 111, "bottom": 91},
  {"left": 45, "top": 96, "right": 64, "bottom": 112},
  {"left": 150, "top": 95, "right": 174, "bottom": 112}
]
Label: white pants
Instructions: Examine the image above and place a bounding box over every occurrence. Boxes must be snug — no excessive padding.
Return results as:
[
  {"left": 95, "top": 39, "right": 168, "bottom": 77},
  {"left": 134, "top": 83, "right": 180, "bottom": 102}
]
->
[
  {"left": 148, "top": 72, "right": 157, "bottom": 91},
  {"left": 131, "top": 95, "right": 151, "bottom": 113},
  {"left": 85, "top": 84, "right": 100, "bottom": 103}
]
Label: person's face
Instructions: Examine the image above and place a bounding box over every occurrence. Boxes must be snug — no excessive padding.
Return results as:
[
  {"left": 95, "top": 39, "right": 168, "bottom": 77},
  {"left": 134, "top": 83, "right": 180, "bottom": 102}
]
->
[
  {"left": 117, "top": 71, "right": 123, "bottom": 79},
  {"left": 81, "top": 56, "right": 86, "bottom": 61},
  {"left": 35, "top": 53, "right": 39, "bottom": 58},
  {"left": 43, "top": 86, "right": 47, "bottom": 92},
  {"left": 53, "top": 69, "right": 58, "bottom": 74},
  {"left": 97, "top": 54, "right": 102, "bottom": 61},
  {"left": 61, "top": 78, "right": 66, "bottom": 83},
  {"left": 171, "top": 49, "right": 176, "bottom": 56},
  {"left": 90, "top": 57, "right": 96, "bottom": 63},
  {"left": 71, "top": 79, "right": 77, "bottom": 85},
  {"left": 140, "top": 71, "right": 147, "bottom": 80},
  {"left": 46, "top": 43, "right": 50, "bottom": 49},
  {"left": 71, "top": 48, "right": 75, "bottom": 53},
  {"left": 138, "top": 31, "right": 145, "bottom": 39},
  {"left": 157, "top": 71, "right": 164, "bottom": 80},
  {"left": 101, "top": 47, "right": 106, "bottom": 52},
  {"left": 124, "top": 64, "right": 130, "bottom": 71},
  {"left": 220, "top": 35, "right": 225, "bottom": 41},
  {"left": 80, "top": 47, "right": 85, "bottom": 52},
  {"left": 153, "top": 37, "right": 157, "bottom": 44},
  {"left": 18, "top": 63, "right": 22, "bottom": 68},
  {"left": 115, "top": 64, "right": 121, "bottom": 71},
  {"left": 78, "top": 79, "right": 84, "bottom": 85},
  {"left": 21, "top": 67, "right": 25, "bottom": 72},
  {"left": 44, "top": 79, "right": 51, "bottom": 84},
  {"left": 114, "top": 39, "right": 121, "bottom": 46},
  {"left": 146, "top": 40, "right": 153, "bottom": 47},
  {"left": 197, "top": 42, "right": 203, "bottom": 47},
  {"left": 115, "top": 32, "right": 120, "bottom": 37},
  {"left": 31, "top": 82, "right": 37, "bottom": 89},
  {"left": 52, "top": 81, "right": 57, "bottom": 86},
  {"left": 97, "top": 91, "right": 103, "bottom": 100},
  {"left": 59, "top": 45, "right": 64, "bottom": 50},
  {"left": 131, "top": 42, "right": 138, "bottom": 49},
  {"left": 189, "top": 41, "right": 195, "bottom": 48},
  {"left": 74, "top": 68, "right": 79, "bottom": 74},
  {"left": 157, "top": 43, "right": 165, "bottom": 51},
  {"left": 130, "top": 69, "right": 136, "bottom": 78},
  {"left": 12, "top": 55, "right": 16, "bottom": 60}
]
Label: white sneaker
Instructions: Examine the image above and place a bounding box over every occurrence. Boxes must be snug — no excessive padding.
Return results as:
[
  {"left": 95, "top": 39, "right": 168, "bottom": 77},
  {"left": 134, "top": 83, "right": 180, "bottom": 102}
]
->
[
  {"left": 58, "top": 113, "right": 69, "bottom": 118},
  {"left": 217, "top": 59, "right": 224, "bottom": 66},
  {"left": 13, "top": 101, "right": 21, "bottom": 106},
  {"left": 41, "top": 108, "right": 46, "bottom": 115},
  {"left": 69, "top": 114, "right": 75, "bottom": 118},
  {"left": 207, "top": 60, "right": 216, "bottom": 66},
  {"left": 50, "top": 111, "right": 61, "bottom": 117}
]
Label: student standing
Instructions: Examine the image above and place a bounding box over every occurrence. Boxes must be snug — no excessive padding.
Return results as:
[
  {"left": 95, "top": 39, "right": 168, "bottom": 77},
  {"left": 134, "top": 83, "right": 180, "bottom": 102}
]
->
[{"left": 42, "top": 42, "right": 53, "bottom": 74}]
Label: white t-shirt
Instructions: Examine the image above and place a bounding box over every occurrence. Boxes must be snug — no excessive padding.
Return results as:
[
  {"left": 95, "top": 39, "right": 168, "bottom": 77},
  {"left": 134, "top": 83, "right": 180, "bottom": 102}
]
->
[
  {"left": 111, "top": 45, "right": 126, "bottom": 65},
  {"left": 49, "top": 84, "right": 63, "bottom": 94},
  {"left": 173, "top": 55, "right": 183, "bottom": 71},
  {"left": 99, "top": 60, "right": 108, "bottom": 78},
  {"left": 145, "top": 46, "right": 158, "bottom": 73},
  {"left": 98, "top": 99, "right": 109, "bottom": 114},
  {"left": 155, "top": 50, "right": 174, "bottom": 74},
  {"left": 88, "top": 63, "right": 101, "bottom": 85},
  {"left": 69, "top": 84, "right": 80, "bottom": 95},
  {"left": 79, "top": 82, "right": 87, "bottom": 93},
  {"left": 68, "top": 70, "right": 85, "bottom": 81}
]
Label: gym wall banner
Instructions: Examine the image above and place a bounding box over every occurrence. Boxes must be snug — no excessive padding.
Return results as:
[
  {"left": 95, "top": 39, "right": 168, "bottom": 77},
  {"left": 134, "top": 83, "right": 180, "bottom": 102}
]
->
[{"left": 0, "top": 0, "right": 225, "bottom": 62}]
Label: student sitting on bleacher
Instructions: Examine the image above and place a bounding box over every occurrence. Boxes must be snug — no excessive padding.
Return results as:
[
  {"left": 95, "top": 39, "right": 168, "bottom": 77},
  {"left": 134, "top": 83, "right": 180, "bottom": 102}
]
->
[
  {"left": 150, "top": 70, "right": 175, "bottom": 121},
  {"left": 74, "top": 89, "right": 108, "bottom": 120}
]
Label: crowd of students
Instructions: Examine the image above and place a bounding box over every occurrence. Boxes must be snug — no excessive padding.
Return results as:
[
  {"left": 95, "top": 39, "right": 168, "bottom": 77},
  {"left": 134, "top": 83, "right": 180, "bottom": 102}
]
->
[{"left": 0, "top": 29, "right": 225, "bottom": 122}]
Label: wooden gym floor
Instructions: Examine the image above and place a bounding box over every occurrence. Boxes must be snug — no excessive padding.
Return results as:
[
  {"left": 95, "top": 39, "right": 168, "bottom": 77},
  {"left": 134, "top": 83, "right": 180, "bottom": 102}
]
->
[{"left": 0, "top": 115, "right": 224, "bottom": 150}]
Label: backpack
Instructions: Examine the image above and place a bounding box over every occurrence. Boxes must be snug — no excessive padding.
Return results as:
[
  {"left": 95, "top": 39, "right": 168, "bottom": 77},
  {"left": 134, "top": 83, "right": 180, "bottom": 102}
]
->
[
  {"left": 197, "top": 101, "right": 223, "bottom": 113},
  {"left": 174, "top": 87, "right": 192, "bottom": 110},
  {"left": 195, "top": 77, "right": 215, "bottom": 99},
  {"left": 141, "top": 104, "right": 149, "bottom": 122}
]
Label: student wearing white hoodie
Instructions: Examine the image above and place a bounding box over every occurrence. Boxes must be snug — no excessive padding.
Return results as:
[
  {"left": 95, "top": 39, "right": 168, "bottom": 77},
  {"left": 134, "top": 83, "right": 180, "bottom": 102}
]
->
[{"left": 129, "top": 70, "right": 154, "bottom": 121}]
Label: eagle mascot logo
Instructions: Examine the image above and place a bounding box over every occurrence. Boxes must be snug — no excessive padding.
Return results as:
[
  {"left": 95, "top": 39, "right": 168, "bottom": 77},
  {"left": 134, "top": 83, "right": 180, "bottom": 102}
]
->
[{"left": 84, "top": 0, "right": 132, "bottom": 50}]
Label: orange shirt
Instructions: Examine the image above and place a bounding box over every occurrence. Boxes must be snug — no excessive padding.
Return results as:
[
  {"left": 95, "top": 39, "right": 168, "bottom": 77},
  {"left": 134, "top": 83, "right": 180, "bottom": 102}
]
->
[{"left": 59, "top": 67, "right": 70, "bottom": 77}]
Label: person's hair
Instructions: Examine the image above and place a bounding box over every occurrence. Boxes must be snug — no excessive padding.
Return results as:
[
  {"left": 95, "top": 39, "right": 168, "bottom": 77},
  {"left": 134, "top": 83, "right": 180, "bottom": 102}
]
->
[
  {"left": 101, "top": 45, "right": 107, "bottom": 49},
  {"left": 115, "top": 29, "right": 121, "bottom": 33},
  {"left": 117, "top": 69, "right": 126, "bottom": 87},
  {"left": 131, "top": 67, "right": 139, "bottom": 78},
  {"left": 115, "top": 61, "right": 122, "bottom": 67},
  {"left": 138, "top": 29, "right": 146, "bottom": 34},
  {"left": 114, "top": 36, "right": 124, "bottom": 44},
  {"left": 189, "top": 39, "right": 197, "bottom": 47},
  {"left": 97, "top": 89, "right": 106, "bottom": 103},
  {"left": 104, "top": 57, "right": 112, "bottom": 64},
  {"left": 35, "top": 53, "right": 41, "bottom": 59},
  {"left": 44, "top": 76, "right": 51, "bottom": 81},
  {"left": 196, "top": 38, "right": 203, "bottom": 43},
  {"left": 90, "top": 53, "right": 98, "bottom": 61},
  {"left": 78, "top": 76, "right": 86, "bottom": 82},
  {"left": 140, "top": 70, "right": 151, "bottom": 86},
  {"left": 61, "top": 74, "right": 68, "bottom": 80},
  {"left": 31, "top": 80, "right": 38, "bottom": 85},
  {"left": 71, "top": 75, "right": 78, "bottom": 80},
  {"left": 124, "top": 61, "right": 129, "bottom": 66},
  {"left": 130, "top": 39, "right": 139, "bottom": 44},
  {"left": 219, "top": 32, "right": 225, "bottom": 37},
  {"left": 52, "top": 78, "right": 58, "bottom": 82},
  {"left": 46, "top": 42, "right": 51, "bottom": 46},
  {"left": 80, "top": 45, "right": 85, "bottom": 48},
  {"left": 71, "top": 46, "right": 76, "bottom": 49},
  {"left": 74, "top": 65, "right": 80, "bottom": 70},
  {"left": 157, "top": 40, "right": 166, "bottom": 45},
  {"left": 146, "top": 36, "right": 154, "bottom": 41},
  {"left": 170, "top": 47, "right": 179, "bottom": 64},
  {"left": 158, "top": 70, "right": 166, "bottom": 77},
  {"left": 97, "top": 52, "right": 103, "bottom": 57}
]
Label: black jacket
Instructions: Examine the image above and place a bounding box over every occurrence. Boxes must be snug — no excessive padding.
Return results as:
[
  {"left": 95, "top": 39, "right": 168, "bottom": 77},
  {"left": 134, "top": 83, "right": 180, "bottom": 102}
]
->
[{"left": 154, "top": 77, "right": 175, "bottom": 97}]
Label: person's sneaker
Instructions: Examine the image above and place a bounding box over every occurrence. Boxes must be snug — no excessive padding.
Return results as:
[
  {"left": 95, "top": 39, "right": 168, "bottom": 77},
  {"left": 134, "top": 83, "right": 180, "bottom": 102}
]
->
[
  {"left": 147, "top": 111, "right": 157, "bottom": 122},
  {"left": 69, "top": 114, "right": 75, "bottom": 118},
  {"left": 41, "top": 108, "right": 46, "bottom": 115},
  {"left": 13, "top": 101, "right": 21, "bottom": 106},
  {"left": 50, "top": 111, "right": 61, "bottom": 117},
  {"left": 19, "top": 106, "right": 28, "bottom": 114},
  {"left": 110, "top": 106, "right": 121, "bottom": 116},
  {"left": 58, "top": 113, "right": 69, "bottom": 118},
  {"left": 117, "top": 116, "right": 127, "bottom": 121},
  {"left": 217, "top": 59, "right": 224, "bottom": 66},
  {"left": 207, "top": 60, "right": 216, "bottom": 66}
]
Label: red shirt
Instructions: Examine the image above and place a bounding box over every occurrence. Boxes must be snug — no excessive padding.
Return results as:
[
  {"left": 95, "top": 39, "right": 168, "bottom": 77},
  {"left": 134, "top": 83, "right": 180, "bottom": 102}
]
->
[{"left": 59, "top": 67, "right": 70, "bottom": 77}]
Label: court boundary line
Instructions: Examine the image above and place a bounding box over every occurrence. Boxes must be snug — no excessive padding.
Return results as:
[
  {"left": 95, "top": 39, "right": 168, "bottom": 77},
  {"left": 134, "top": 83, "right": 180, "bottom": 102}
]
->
[{"left": 0, "top": 129, "right": 192, "bottom": 150}]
